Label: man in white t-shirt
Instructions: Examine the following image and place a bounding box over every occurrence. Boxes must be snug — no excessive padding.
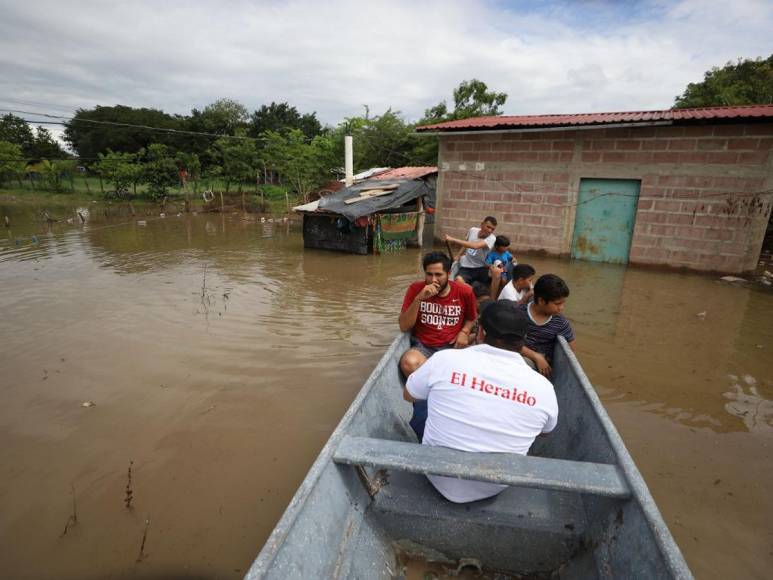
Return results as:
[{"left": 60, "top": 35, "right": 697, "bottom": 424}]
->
[
  {"left": 404, "top": 300, "right": 558, "bottom": 503},
  {"left": 444, "top": 216, "right": 497, "bottom": 285},
  {"left": 496, "top": 263, "right": 536, "bottom": 304}
]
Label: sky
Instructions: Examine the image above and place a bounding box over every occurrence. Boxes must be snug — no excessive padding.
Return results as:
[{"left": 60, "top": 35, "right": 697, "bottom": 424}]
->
[{"left": 1, "top": 0, "right": 771, "bottom": 141}]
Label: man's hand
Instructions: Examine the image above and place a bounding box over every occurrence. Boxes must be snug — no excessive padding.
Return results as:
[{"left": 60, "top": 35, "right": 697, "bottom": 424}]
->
[
  {"left": 533, "top": 353, "right": 552, "bottom": 377},
  {"left": 418, "top": 282, "right": 440, "bottom": 300},
  {"left": 454, "top": 330, "right": 470, "bottom": 349}
]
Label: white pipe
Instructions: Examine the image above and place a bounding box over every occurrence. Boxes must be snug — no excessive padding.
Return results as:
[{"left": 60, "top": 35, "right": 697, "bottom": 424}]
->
[{"left": 345, "top": 135, "right": 354, "bottom": 187}]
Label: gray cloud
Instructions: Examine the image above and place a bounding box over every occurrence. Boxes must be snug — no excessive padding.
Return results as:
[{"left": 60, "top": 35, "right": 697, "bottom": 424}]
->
[{"left": 0, "top": 0, "right": 771, "bottom": 129}]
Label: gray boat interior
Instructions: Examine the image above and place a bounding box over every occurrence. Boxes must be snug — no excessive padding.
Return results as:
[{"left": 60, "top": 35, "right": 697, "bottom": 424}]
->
[{"left": 246, "top": 334, "right": 692, "bottom": 579}]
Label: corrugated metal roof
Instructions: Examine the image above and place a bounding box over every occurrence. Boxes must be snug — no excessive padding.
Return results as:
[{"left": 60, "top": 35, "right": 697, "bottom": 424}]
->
[
  {"left": 370, "top": 166, "right": 437, "bottom": 180},
  {"left": 416, "top": 105, "right": 773, "bottom": 132}
]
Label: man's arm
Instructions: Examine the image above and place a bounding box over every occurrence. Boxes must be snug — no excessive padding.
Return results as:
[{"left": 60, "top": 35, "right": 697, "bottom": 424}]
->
[
  {"left": 567, "top": 339, "right": 577, "bottom": 351},
  {"left": 489, "top": 264, "right": 504, "bottom": 297},
  {"left": 444, "top": 233, "right": 489, "bottom": 250},
  {"left": 398, "top": 283, "right": 439, "bottom": 332},
  {"left": 453, "top": 318, "right": 475, "bottom": 348}
]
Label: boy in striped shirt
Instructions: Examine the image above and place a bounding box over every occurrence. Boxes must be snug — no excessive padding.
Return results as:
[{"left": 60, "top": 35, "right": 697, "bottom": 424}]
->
[{"left": 518, "top": 274, "right": 576, "bottom": 377}]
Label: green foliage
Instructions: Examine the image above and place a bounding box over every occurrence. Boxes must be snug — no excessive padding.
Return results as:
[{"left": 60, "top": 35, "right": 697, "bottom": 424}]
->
[
  {"left": 65, "top": 105, "right": 183, "bottom": 159},
  {"left": 189, "top": 99, "right": 249, "bottom": 135},
  {"left": 0, "top": 114, "right": 36, "bottom": 155},
  {"left": 28, "top": 159, "right": 76, "bottom": 192},
  {"left": 261, "top": 129, "right": 334, "bottom": 198},
  {"left": 212, "top": 137, "right": 257, "bottom": 192},
  {"left": 422, "top": 79, "right": 508, "bottom": 123},
  {"left": 142, "top": 143, "right": 178, "bottom": 199},
  {"left": 249, "top": 102, "right": 322, "bottom": 140},
  {"left": 96, "top": 150, "right": 144, "bottom": 195},
  {"left": 0, "top": 114, "right": 68, "bottom": 159},
  {"left": 674, "top": 55, "right": 773, "bottom": 108},
  {"left": 0, "top": 141, "right": 25, "bottom": 186},
  {"left": 257, "top": 183, "right": 292, "bottom": 200}
]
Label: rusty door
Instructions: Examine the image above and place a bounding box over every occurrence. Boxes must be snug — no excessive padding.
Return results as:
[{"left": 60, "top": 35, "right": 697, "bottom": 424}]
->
[{"left": 571, "top": 178, "right": 640, "bottom": 264}]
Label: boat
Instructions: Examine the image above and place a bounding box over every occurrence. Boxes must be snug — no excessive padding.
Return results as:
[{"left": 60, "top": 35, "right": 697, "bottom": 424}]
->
[{"left": 245, "top": 333, "right": 693, "bottom": 579}]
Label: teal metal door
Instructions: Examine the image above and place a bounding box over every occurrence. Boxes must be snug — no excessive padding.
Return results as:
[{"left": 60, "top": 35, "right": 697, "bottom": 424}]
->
[{"left": 571, "top": 178, "right": 640, "bottom": 264}]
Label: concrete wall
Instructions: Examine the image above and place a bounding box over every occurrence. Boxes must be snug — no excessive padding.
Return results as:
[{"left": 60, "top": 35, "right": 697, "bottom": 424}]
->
[{"left": 435, "top": 123, "right": 773, "bottom": 273}]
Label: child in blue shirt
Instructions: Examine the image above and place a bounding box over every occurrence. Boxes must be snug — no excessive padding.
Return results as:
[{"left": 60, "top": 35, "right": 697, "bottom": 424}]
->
[{"left": 485, "top": 235, "right": 516, "bottom": 288}]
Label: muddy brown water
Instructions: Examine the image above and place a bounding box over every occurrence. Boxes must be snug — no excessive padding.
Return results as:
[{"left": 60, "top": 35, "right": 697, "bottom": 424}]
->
[{"left": 0, "top": 202, "right": 771, "bottom": 579}]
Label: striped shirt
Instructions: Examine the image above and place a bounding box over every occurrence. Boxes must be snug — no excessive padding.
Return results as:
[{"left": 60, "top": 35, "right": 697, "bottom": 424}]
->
[{"left": 518, "top": 303, "right": 575, "bottom": 362}]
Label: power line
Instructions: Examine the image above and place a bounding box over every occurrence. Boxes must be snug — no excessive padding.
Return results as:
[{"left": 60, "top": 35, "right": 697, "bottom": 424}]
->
[{"left": 0, "top": 108, "right": 270, "bottom": 142}]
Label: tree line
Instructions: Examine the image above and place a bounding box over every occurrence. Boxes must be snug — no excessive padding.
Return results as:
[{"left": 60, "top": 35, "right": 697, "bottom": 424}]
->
[{"left": 0, "top": 79, "right": 508, "bottom": 200}]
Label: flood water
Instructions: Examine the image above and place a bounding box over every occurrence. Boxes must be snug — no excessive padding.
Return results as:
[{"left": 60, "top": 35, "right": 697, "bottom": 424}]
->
[{"left": 1, "top": 201, "right": 771, "bottom": 579}]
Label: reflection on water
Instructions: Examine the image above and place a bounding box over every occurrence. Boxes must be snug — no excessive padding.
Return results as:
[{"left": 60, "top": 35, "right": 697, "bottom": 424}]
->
[{"left": 0, "top": 200, "right": 772, "bottom": 579}]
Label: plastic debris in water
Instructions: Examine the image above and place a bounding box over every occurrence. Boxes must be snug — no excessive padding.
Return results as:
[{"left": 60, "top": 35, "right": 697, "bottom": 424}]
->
[
  {"left": 720, "top": 276, "right": 747, "bottom": 283},
  {"left": 137, "top": 220, "right": 147, "bottom": 226},
  {"left": 81, "top": 401, "right": 96, "bottom": 407},
  {"left": 695, "top": 311, "right": 707, "bottom": 319}
]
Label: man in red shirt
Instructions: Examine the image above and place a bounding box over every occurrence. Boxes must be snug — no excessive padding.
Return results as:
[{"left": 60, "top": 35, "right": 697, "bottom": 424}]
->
[{"left": 399, "top": 251, "right": 477, "bottom": 440}]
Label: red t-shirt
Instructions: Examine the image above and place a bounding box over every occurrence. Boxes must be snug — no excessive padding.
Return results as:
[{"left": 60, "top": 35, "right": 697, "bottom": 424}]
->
[{"left": 401, "top": 281, "right": 477, "bottom": 347}]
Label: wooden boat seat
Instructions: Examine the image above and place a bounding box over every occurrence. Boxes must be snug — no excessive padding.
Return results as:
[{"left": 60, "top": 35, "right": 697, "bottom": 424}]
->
[{"left": 334, "top": 436, "right": 631, "bottom": 498}]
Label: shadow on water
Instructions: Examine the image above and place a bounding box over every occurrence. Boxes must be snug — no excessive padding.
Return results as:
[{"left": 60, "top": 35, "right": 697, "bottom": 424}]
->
[{"left": 0, "top": 200, "right": 771, "bottom": 579}]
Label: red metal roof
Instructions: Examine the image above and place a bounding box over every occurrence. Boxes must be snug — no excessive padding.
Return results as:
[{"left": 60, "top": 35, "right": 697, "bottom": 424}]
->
[
  {"left": 416, "top": 105, "right": 773, "bottom": 132},
  {"left": 370, "top": 166, "right": 437, "bottom": 180}
]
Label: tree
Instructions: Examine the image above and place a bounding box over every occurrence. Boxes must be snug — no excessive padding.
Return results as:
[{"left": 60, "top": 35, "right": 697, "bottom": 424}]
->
[
  {"left": 31, "top": 126, "right": 68, "bottom": 159},
  {"left": 96, "top": 150, "right": 144, "bottom": 196},
  {"left": 142, "top": 143, "right": 178, "bottom": 199},
  {"left": 189, "top": 98, "right": 249, "bottom": 135},
  {"left": 64, "top": 105, "right": 183, "bottom": 158},
  {"left": 248, "top": 102, "right": 322, "bottom": 140},
  {"left": 0, "top": 114, "right": 36, "bottom": 157},
  {"left": 422, "top": 79, "right": 508, "bottom": 123},
  {"left": 674, "top": 55, "right": 773, "bottom": 108},
  {"left": 0, "top": 141, "right": 25, "bottom": 187},
  {"left": 261, "top": 129, "right": 335, "bottom": 199},
  {"left": 212, "top": 137, "right": 257, "bottom": 193}
]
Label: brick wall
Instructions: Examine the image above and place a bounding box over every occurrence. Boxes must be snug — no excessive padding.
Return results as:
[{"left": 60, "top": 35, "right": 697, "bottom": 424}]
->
[{"left": 436, "top": 123, "right": 773, "bottom": 273}]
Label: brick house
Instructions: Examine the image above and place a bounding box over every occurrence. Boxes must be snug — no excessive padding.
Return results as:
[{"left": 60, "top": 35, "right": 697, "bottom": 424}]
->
[{"left": 416, "top": 105, "right": 773, "bottom": 274}]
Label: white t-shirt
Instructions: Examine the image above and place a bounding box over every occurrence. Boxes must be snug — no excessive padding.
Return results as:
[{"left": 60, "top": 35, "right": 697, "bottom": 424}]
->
[
  {"left": 459, "top": 227, "right": 496, "bottom": 268},
  {"left": 498, "top": 281, "right": 532, "bottom": 303},
  {"left": 406, "top": 344, "right": 558, "bottom": 503}
]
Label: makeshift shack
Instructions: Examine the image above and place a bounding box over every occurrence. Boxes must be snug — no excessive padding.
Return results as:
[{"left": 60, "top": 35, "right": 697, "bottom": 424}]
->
[{"left": 294, "top": 167, "right": 437, "bottom": 255}]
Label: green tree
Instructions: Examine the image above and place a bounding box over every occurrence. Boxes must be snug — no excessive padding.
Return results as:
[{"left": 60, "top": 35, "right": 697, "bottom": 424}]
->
[
  {"left": 422, "top": 79, "right": 508, "bottom": 123},
  {"left": 189, "top": 98, "right": 249, "bottom": 135},
  {"left": 96, "top": 150, "right": 144, "bottom": 196},
  {"left": 248, "top": 102, "right": 322, "bottom": 140},
  {"left": 142, "top": 143, "right": 178, "bottom": 199},
  {"left": 674, "top": 55, "right": 773, "bottom": 108},
  {"left": 0, "top": 114, "right": 36, "bottom": 157},
  {"left": 0, "top": 141, "right": 25, "bottom": 187},
  {"left": 64, "top": 105, "right": 183, "bottom": 158},
  {"left": 212, "top": 137, "right": 257, "bottom": 193},
  {"left": 261, "top": 129, "right": 335, "bottom": 199},
  {"left": 31, "top": 126, "right": 68, "bottom": 159}
]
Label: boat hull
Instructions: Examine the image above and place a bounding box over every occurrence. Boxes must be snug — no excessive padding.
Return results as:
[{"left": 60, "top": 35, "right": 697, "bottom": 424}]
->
[{"left": 246, "top": 334, "right": 692, "bottom": 579}]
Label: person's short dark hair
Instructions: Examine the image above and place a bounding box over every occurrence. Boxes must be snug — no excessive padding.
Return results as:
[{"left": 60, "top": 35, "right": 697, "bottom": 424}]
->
[
  {"left": 481, "top": 300, "right": 527, "bottom": 351},
  {"left": 471, "top": 281, "right": 490, "bottom": 298},
  {"left": 483, "top": 216, "right": 497, "bottom": 226},
  {"left": 512, "top": 264, "right": 536, "bottom": 281},
  {"left": 422, "top": 251, "right": 452, "bottom": 273},
  {"left": 494, "top": 235, "right": 510, "bottom": 248},
  {"left": 533, "top": 274, "right": 570, "bottom": 304}
]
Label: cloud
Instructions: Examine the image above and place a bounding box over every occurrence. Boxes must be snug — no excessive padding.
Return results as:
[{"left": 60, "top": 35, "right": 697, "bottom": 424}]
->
[{"left": 0, "top": 0, "right": 771, "bottom": 130}]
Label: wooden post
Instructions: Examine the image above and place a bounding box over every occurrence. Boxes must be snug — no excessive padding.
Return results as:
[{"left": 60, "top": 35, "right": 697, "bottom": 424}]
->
[
  {"left": 84, "top": 177, "right": 90, "bottom": 193},
  {"left": 219, "top": 191, "right": 225, "bottom": 213},
  {"left": 285, "top": 191, "right": 290, "bottom": 215},
  {"left": 242, "top": 190, "right": 245, "bottom": 213},
  {"left": 185, "top": 190, "right": 190, "bottom": 213},
  {"left": 416, "top": 197, "right": 425, "bottom": 248},
  {"left": 98, "top": 175, "right": 104, "bottom": 195}
]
